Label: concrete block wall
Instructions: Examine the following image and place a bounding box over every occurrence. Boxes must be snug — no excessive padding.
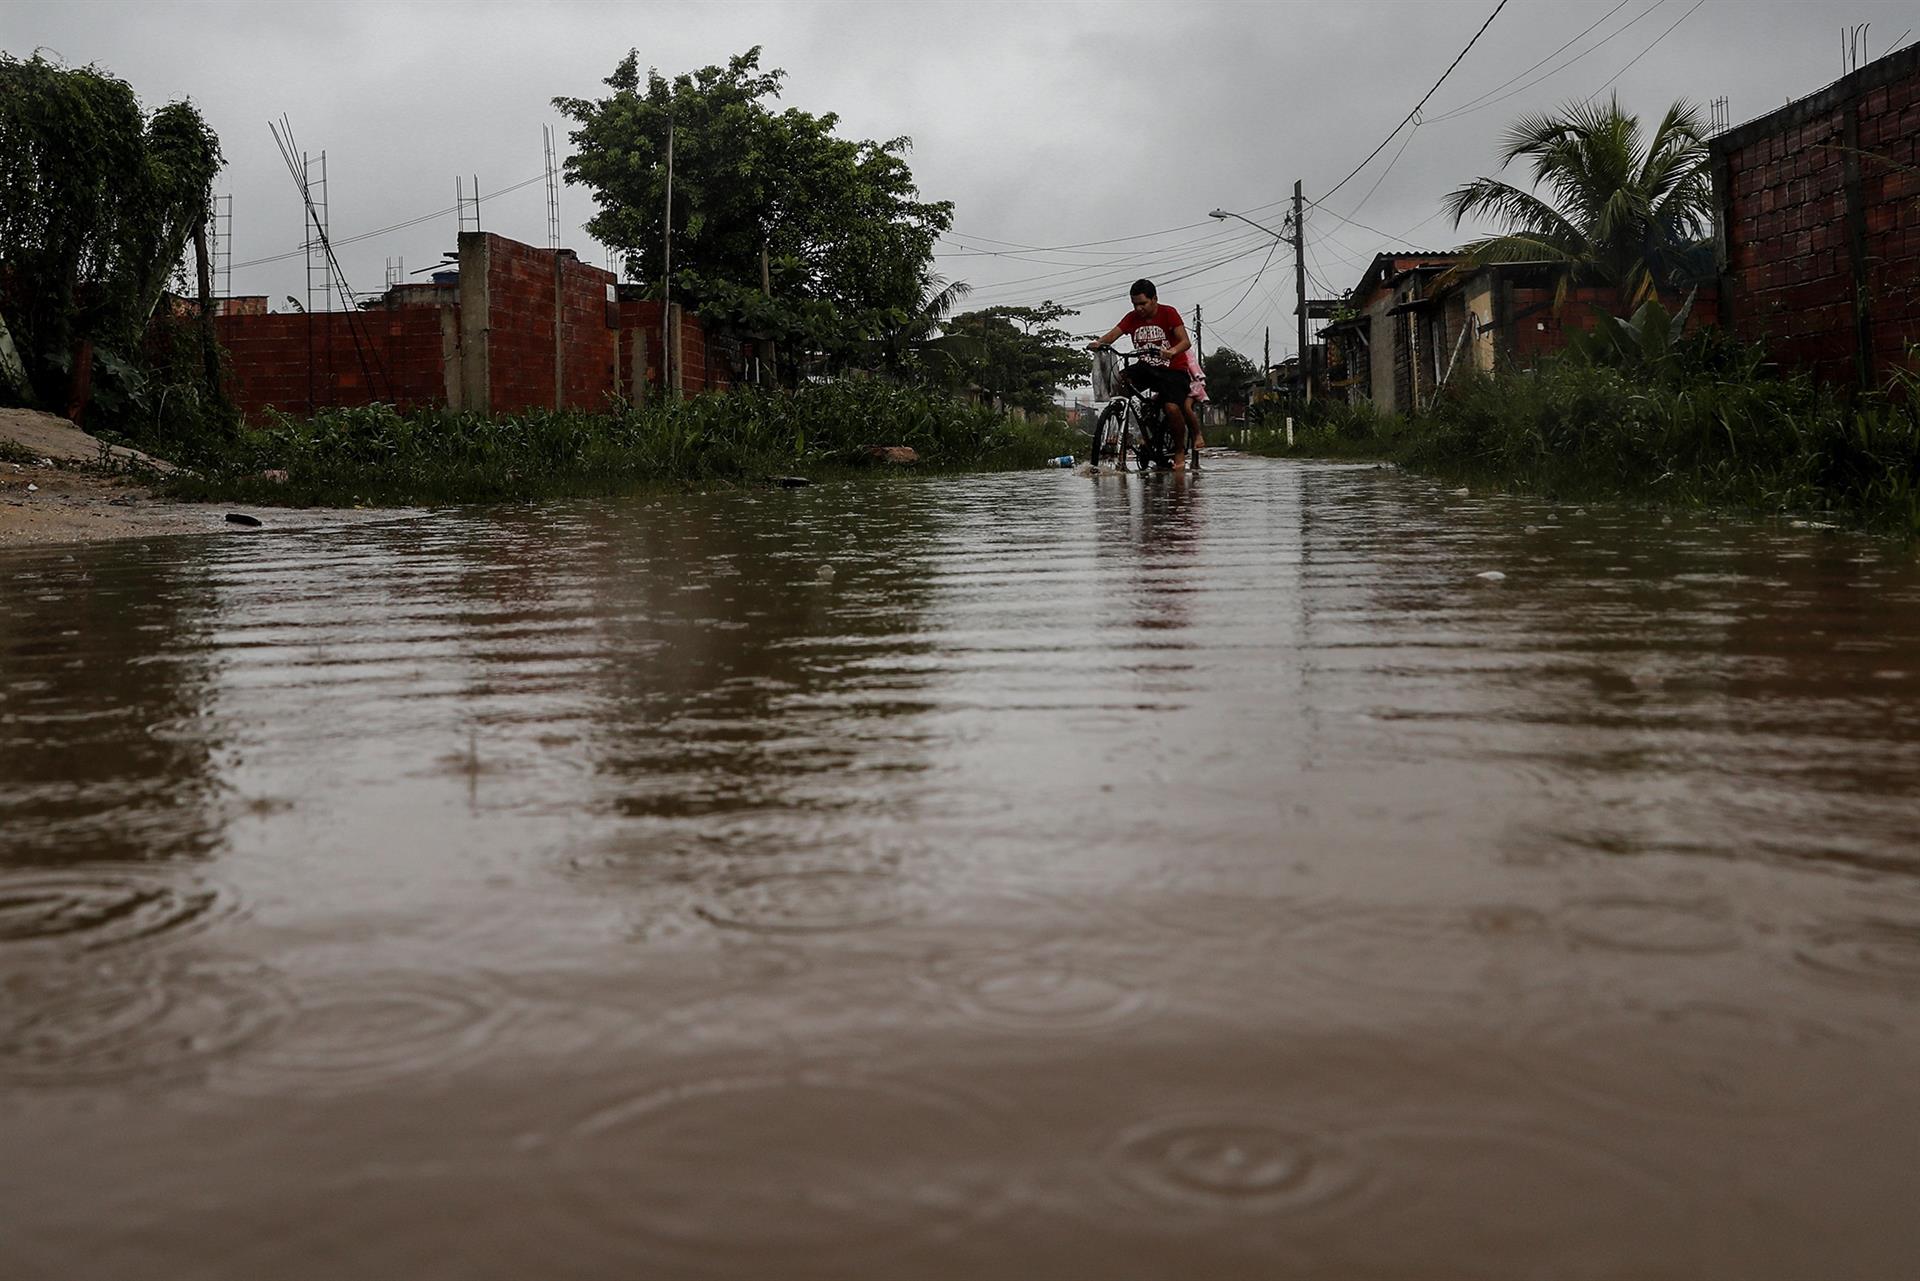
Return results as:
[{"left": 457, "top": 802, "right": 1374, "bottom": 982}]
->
[
  {"left": 616, "top": 299, "right": 731, "bottom": 396},
  {"left": 462, "top": 233, "right": 617, "bottom": 415},
  {"left": 212, "top": 307, "right": 450, "bottom": 419},
  {"left": 1713, "top": 44, "right": 1920, "bottom": 387},
  {"left": 208, "top": 233, "right": 751, "bottom": 422},
  {"left": 1501, "top": 285, "right": 1720, "bottom": 364}
]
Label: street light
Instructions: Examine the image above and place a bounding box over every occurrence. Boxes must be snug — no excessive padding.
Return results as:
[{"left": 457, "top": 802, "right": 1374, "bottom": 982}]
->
[
  {"left": 1208, "top": 208, "right": 1290, "bottom": 241},
  {"left": 1212, "top": 190, "right": 1310, "bottom": 403}
]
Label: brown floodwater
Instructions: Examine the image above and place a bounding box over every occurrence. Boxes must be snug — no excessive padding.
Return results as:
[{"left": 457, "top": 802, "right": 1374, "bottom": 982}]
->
[{"left": 4, "top": 456, "right": 1920, "bottom": 1279}]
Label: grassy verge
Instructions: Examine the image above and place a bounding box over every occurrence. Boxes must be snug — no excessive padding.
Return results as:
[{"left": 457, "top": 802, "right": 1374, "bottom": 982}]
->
[
  {"left": 1233, "top": 356, "right": 1920, "bottom": 538},
  {"left": 156, "top": 380, "right": 1081, "bottom": 507}
]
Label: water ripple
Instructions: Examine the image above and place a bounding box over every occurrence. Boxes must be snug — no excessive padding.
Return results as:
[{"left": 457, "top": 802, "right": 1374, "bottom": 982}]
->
[
  {"left": 1558, "top": 895, "right": 1743, "bottom": 955},
  {"left": 0, "top": 867, "right": 239, "bottom": 954},
  {"left": 1791, "top": 916, "right": 1920, "bottom": 993},
  {"left": 694, "top": 869, "right": 912, "bottom": 935},
  {"left": 0, "top": 957, "right": 288, "bottom": 1085},
  {"left": 217, "top": 969, "right": 517, "bottom": 1095},
  {"left": 546, "top": 1070, "right": 1011, "bottom": 1272},
  {"left": 1103, "top": 1112, "right": 1366, "bottom": 1217},
  {"left": 920, "top": 947, "right": 1159, "bottom": 1034}
]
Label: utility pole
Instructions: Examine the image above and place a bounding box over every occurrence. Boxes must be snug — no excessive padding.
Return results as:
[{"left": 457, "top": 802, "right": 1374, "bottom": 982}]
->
[
  {"left": 662, "top": 114, "right": 675, "bottom": 395},
  {"left": 1293, "top": 180, "right": 1309, "bottom": 404},
  {"left": 1264, "top": 327, "right": 1271, "bottom": 379},
  {"left": 1194, "top": 304, "right": 1203, "bottom": 367},
  {"left": 761, "top": 238, "right": 777, "bottom": 385}
]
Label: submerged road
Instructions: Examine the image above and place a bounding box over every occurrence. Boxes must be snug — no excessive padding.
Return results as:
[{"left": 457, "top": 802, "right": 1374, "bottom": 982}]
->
[{"left": 4, "top": 455, "right": 1919, "bottom": 1278}]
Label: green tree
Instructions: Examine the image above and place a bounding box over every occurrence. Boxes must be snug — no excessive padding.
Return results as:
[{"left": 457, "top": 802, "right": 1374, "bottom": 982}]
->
[
  {"left": 1202, "top": 346, "right": 1260, "bottom": 403},
  {"left": 933, "top": 303, "right": 1087, "bottom": 412},
  {"left": 554, "top": 47, "right": 953, "bottom": 372},
  {"left": 0, "top": 54, "right": 223, "bottom": 411},
  {"left": 1441, "top": 96, "right": 1712, "bottom": 308}
]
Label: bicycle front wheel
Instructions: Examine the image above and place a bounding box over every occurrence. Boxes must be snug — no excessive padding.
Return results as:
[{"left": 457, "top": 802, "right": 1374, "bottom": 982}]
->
[{"left": 1091, "top": 401, "right": 1128, "bottom": 469}]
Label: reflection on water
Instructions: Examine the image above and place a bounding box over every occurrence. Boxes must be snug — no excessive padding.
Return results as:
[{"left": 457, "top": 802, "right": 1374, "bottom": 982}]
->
[{"left": 4, "top": 459, "right": 1920, "bottom": 1278}]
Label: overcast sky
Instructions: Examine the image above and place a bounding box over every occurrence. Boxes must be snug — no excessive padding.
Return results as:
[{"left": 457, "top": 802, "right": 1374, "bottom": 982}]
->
[{"left": 8, "top": 0, "right": 1914, "bottom": 362}]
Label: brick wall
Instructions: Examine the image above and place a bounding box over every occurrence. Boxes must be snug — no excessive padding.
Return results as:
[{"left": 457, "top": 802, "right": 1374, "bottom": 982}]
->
[
  {"left": 207, "top": 233, "right": 745, "bottom": 422},
  {"left": 1501, "top": 283, "right": 1720, "bottom": 363},
  {"left": 469, "top": 234, "right": 617, "bottom": 414},
  {"left": 212, "top": 306, "right": 450, "bottom": 419},
  {"left": 1712, "top": 44, "right": 1920, "bottom": 387},
  {"left": 615, "top": 299, "right": 731, "bottom": 395}
]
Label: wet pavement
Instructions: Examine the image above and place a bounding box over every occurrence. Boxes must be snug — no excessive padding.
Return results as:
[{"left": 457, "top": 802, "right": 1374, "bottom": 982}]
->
[{"left": 4, "top": 455, "right": 1919, "bottom": 1278}]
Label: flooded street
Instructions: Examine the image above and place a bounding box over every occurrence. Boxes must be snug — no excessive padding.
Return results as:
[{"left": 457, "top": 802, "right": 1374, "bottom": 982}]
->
[{"left": 5, "top": 454, "right": 1920, "bottom": 1278}]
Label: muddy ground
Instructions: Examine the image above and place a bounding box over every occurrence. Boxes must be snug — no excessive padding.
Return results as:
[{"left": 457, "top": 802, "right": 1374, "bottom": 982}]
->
[{"left": 0, "top": 407, "right": 412, "bottom": 549}]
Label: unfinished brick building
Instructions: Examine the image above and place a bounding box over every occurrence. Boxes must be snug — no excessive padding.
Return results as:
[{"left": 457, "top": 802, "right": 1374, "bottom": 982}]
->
[
  {"left": 212, "top": 232, "right": 730, "bottom": 421},
  {"left": 1320, "top": 252, "right": 1717, "bottom": 415},
  {"left": 1711, "top": 43, "right": 1920, "bottom": 389}
]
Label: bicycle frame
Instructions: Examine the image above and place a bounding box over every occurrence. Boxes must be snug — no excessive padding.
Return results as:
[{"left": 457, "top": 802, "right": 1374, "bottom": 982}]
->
[{"left": 1088, "top": 346, "right": 1182, "bottom": 473}]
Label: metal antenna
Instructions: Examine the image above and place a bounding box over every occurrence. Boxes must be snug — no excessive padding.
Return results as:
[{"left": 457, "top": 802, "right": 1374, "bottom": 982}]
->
[
  {"left": 269, "top": 116, "right": 388, "bottom": 401},
  {"left": 1708, "top": 96, "right": 1730, "bottom": 137},
  {"left": 543, "top": 125, "right": 561, "bottom": 250},
  {"left": 205, "top": 194, "right": 233, "bottom": 300},
  {"left": 457, "top": 175, "right": 482, "bottom": 235}
]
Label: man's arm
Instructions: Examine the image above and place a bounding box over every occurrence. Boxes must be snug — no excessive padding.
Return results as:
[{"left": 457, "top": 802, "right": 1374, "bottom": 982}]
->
[
  {"left": 1089, "top": 323, "right": 1126, "bottom": 349},
  {"left": 1163, "top": 323, "right": 1191, "bottom": 361}
]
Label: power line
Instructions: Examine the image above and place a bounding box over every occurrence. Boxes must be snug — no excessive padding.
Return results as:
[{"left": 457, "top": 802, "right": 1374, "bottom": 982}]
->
[
  {"left": 1319, "top": 0, "right": 1514, "bottom": 205},
  {"left": 1585, "top": 0, "right": 1706, "bottom": 97},
  {"left": 231, "top": 172, "right": 548, "bottom": 272},
  {"left": 941, "top": 219, "right": 1219, "bottom": 255},
  {"left": 1423, "top": 0, "right": 1651, "bottom": 124},
  {"left": 955, "top": 230, "right": 1271, "bottom": 308},
  {"left": 1198, "top": 241, "right": 1281, "bottom": 328}
]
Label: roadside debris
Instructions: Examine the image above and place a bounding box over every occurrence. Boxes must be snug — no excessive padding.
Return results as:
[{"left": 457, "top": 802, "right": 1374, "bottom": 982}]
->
[{"left": 225, "top": 513, "right": 263, "bottom": 527}]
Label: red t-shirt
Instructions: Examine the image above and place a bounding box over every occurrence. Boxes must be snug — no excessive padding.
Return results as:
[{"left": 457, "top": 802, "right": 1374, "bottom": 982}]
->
[{"left": 1118, "top": 304, "right": 1185, "bottom": 367}]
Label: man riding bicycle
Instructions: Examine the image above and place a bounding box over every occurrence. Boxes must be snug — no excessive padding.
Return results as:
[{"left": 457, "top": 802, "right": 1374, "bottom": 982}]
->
[{"left": 1088, "top": 278, "right": 1200, "bottom": 471}]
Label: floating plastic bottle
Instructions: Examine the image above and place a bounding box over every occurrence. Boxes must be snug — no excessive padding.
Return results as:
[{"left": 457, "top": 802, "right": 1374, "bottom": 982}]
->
[{"left": 1044, "top": 456, "right": 1075, "bottom": 468}]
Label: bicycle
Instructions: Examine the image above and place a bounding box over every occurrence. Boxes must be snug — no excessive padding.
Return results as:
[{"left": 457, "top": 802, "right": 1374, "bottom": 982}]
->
[{"left": 1087, "top": 345, "right": 1197, "bottom": 473}]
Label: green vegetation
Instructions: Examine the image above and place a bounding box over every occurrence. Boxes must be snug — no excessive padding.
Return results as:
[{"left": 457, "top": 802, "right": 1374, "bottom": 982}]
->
[
  {"left": 0, "top": 54, "right": 230, "bottom": 442},
  {"left": 160, "top": 380, "right": 1081, "bottom": 507},
  {"left": 1443, "top": 95, "right": 1713, "bottom": 307},
  {"left": 555, "top": 47, "right": 953, "bottom": 379},
  {"left": 925, "top": 302, "right": 1089, "bottom": 413},
  {"left": 1201, "top": 347, "right": 1261, "bottom": 403},
  {"left": 1239, "top": 334, "right": 1920, "bottom": 537}
]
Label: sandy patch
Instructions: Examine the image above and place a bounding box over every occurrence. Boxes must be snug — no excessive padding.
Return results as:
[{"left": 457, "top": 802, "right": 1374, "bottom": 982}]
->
[{"left": 1, "top": 407, "right": 419, "bottom": 549}]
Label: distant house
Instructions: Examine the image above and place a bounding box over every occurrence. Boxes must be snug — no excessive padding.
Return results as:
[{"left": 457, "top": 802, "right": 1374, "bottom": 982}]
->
[
  {"left": 1319, "top": 253, "right": 1719, "bottom": 415},
  {"left": 1317, "top": 252, "right": 1460, "bottom": 415},
  {"left": 201, "top": 232, "right": 729, "bottom": 421},
  {"left": 1709, "top": 43, "right": 1920, "bottom": 389}
]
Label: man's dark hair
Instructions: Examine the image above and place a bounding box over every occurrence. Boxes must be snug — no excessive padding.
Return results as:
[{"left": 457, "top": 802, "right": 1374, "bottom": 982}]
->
[{"left": 1130, "top": 279, "right": 1157, "bottom": 300}]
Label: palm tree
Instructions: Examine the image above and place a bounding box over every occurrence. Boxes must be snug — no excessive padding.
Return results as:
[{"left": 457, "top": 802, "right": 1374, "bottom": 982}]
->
[
  {"left": 879, "top": 274, "right": 973, "bottom": 375},
  {"left": 1442, "top": 96, "right": 1713, "bottom": 308}
]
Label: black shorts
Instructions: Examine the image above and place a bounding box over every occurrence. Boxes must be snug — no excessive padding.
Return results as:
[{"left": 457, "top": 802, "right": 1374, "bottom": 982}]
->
[{"left": 1122, "top": 363, "right": 1191, "bottom": 404}]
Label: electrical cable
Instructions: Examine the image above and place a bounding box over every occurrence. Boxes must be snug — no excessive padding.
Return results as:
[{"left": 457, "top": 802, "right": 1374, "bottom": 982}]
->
[
  {"left": 957, "top": 230, "right": 1273, "bottom": 309},
  {"left": 232, "top": 172, "right": 548, "bottom": 272},
  {"left": 939, "top": 219, "right": 1221, "bottom": 254},
  {"left": 1319, "top": 0, "right": 1513, "bottom": 205},
  {"left": 1208, "top": 240, "right": 1282, "bottom": 326},
  {"left": 1584, "top": 0, "right": 1707, "bottom": 97},
  {"left": 1423, "top": 0, "right": 1652, "bottom": 123},
  {"left": 951, "top": 228, "right": 1270, "bottom": 305}
]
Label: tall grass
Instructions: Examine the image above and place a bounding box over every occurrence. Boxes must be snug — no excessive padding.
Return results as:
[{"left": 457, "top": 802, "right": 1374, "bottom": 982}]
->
[
  {"left": 1238, "top": 347, "right": 1920, "bottom": 537},
  {"left": 161, "top": 379, "right": 1080, "bottom": 507}
]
